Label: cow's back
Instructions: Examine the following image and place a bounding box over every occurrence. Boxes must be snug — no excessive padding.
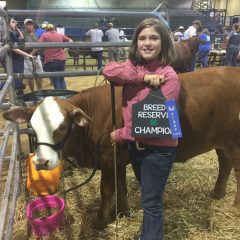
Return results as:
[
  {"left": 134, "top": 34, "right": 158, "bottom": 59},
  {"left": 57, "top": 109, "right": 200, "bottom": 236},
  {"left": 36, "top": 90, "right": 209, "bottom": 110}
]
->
[
  {"left": 177, "top": 66, "right": 240, "bottom": 161},
  {"left": 64, "top": 68, "right": 240, "bottom": 165}
]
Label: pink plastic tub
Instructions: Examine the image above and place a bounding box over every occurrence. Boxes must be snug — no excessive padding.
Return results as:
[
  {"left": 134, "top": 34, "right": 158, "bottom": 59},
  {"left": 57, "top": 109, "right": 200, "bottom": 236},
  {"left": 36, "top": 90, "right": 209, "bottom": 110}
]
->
[{"left": 26, "top": 195, "right": 65, "bottom": 236}]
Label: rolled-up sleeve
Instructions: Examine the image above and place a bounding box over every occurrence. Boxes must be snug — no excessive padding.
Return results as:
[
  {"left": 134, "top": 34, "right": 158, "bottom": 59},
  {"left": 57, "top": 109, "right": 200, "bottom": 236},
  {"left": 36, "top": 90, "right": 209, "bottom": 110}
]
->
[{"left": 102, "top": 61, "right": 145, "bottom": 85}]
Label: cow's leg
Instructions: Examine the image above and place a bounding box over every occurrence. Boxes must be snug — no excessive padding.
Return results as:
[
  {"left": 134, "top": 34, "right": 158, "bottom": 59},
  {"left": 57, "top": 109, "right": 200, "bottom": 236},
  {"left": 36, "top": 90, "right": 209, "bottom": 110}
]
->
[
  {"left": 96, "top": 153, "right": 129, "bottom": 229},
  {"left": 229, "top": 149, "right": 240, "bottom": 207},
  {"left": 96, "top": 161, "right": 115, "bottom": 229},
  {"left": 116, "top": 160, "right": 129, "bottom": 217},
  {"left": 212, "top": 148, "right": 232, "bottom": 199}
]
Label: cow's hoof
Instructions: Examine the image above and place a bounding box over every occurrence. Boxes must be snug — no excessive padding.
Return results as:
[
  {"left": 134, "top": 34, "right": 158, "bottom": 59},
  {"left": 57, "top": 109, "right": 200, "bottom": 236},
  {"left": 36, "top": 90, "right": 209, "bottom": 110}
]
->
[
  {"left": 93, "top": 220, "right": 107, "bottom": 230},
  {"left": 211, "top": 190, "right": 226, "bottom": 200},
  {"left": 118, "top": 210, "right": 130, "bottom": 218},
  {"left": 232, "top": 200, "right": 240, "bottom": 209},
  {"left": 110, "top": 206, "right": 130, "bottom": 218}
]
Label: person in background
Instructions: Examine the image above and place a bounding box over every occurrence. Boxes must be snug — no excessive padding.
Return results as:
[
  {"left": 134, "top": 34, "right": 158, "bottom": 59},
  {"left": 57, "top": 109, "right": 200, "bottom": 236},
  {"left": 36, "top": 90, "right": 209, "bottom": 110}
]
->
[
  {"left": 119, "top": 29, "right": 130, "bottom": 59},
  {"left": 34, "top": 22, "right": 48, "bottom": 65},
  {"left": 221, "top": 26, "right": 229, "bottom": 37},
  {"left": 35, "top": 21, "right": 48, "bottom": 39},
  {"left": 119, "top": 29, "right": 125, "bottom": 38},
  {"left": 85, "top": 23, "right": 104, "bottom": 70},
  {"left": 183, "top": 20, "right": 202, "bottom": 71},
  {"left": 220, "top": 26, "right": 229, "bottom": 52},
  {"left": 224, "top": 23, "right": 240, "bottom": 66},
  {"left": 56, "top": 24, "right": 65, "bottom": 35},
  {"left": 8, "top": 17, "right": 35, "bottom": 96},
  {"left": 184, "top": 20, "right": 202, "bottom": 40},
  {"left": 36, "top": 23, "right": 73, "bottom": 89},
  {"left": 198, "top": 28, "right": 211, "bottom": 68},
  {"left": 173, "top": 26, "right": 185, "bottom": 42},
  {"left": 105, "top": 22, "right": 120, "bottom": 62},
  {"left": 22, "top": 18, "right": 43, "bottom": 92},
  {"left": 103, "top": 18, "right": 180, "bottom": 240}
]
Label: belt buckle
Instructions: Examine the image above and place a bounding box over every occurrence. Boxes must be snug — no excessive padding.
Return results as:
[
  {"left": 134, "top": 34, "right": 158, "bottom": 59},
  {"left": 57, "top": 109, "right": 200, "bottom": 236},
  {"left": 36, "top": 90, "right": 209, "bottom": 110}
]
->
[{"left": 136, "top": 141, "right": 146, "bottom": 151}]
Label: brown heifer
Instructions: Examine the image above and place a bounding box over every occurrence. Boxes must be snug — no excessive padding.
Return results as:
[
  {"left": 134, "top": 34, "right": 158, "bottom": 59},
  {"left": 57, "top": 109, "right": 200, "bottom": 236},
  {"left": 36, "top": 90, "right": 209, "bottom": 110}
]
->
[
  {"left": 68, "top": 47, "right": 91, "bottom": 66},
  {"left": 3, "top": 66, "right": 240, "bottom": 229},
  {"left": 172, "top": 37, "right": 207, "bottom": 73}
]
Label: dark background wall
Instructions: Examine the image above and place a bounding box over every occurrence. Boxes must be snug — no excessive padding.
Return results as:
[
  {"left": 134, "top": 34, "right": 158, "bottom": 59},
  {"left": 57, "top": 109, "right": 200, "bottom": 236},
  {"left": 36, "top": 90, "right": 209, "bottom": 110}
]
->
[
  {"left": 7, "top": 0, "right": 192, "bottom": 10},
  {"left": 6, "top": 0, "right": 27, "bottom": 9}
]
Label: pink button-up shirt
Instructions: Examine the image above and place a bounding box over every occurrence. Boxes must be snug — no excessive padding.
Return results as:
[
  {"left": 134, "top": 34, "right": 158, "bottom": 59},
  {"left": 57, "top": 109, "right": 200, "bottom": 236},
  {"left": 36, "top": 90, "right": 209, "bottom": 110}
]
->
[{"left": 102, "top": 60, "right": 180, "bottom": 147}]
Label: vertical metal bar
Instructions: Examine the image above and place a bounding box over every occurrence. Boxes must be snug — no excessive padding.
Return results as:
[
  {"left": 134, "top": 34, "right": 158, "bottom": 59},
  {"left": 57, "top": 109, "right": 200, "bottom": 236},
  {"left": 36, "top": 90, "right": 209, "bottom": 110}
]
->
[
  {"left": 5, "top": 158, "right": 20, "bottom": 240},
  {"left": 0, "top": 130, "right": 19, "bottom": 240},
  {"left": 0, "top": 75, "right": 13, "bottom": 104},
  {"left": 110, "top": 83, "right": 118, "bottom": 239},
  {"left": 0, "top": 121, "right": 11, "bottom": 183}
]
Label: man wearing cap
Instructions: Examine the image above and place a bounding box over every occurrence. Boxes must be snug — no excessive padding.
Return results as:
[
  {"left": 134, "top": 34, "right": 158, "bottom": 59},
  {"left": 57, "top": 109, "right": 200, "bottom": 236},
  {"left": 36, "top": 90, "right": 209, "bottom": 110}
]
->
[
  {"left": 174, "top": 26, "right": 185, "bottom": 42},
  {"left": 183, "top": 20, "right": 202, "bottom": 71},
  {"left": 22, "top": 18, "right": 43, "bottom": 91},
  {"left": 105, "top": 22, "right": 121, "bottom": 62},
  {"left": 184, "top": 20, "right": 202, "bottom": 40}
]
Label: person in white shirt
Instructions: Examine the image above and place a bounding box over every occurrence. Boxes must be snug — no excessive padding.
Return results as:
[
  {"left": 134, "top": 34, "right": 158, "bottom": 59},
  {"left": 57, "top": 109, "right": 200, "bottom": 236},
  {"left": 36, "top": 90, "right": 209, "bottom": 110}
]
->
[
  {"left": 56, "top": 24, "right": 65, "bottom": 35},
  {"left": 118, "top": 29, "right": 130, "bottom": 59},
  {"left": 184, "top": 20, "right": 201, "bottom": 40},
  {"left": 183, "top": 20, "right": 202, "bottom": 71},
  {"left": 174, "top": 26, "right": 185, "bottom": 42},
  {"left": 105, "top": 22, "right": 120, "bottom": 62},
  {"left": 85, "top": 23, "right": 104, "bottom": 70}
]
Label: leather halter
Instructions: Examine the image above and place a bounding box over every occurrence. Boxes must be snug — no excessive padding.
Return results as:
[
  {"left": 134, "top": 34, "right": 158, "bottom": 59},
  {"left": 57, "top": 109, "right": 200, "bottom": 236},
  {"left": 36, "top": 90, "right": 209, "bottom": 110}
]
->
[{"left": 37, "top": 122, "right": 74, "bottom": 151}]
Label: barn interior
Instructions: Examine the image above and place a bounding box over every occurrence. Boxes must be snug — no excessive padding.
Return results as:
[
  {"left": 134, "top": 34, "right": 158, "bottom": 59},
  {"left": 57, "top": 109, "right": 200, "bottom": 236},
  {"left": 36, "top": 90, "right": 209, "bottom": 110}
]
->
[{"left": 0, "top": 0, "right": 240, "bottom": 239}]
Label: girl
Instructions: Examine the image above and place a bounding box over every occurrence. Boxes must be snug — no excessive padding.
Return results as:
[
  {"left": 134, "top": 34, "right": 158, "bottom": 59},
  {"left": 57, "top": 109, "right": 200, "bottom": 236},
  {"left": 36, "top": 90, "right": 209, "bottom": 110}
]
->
[{"left": 102, "top": 18, "right": 180, "bottom": 240}]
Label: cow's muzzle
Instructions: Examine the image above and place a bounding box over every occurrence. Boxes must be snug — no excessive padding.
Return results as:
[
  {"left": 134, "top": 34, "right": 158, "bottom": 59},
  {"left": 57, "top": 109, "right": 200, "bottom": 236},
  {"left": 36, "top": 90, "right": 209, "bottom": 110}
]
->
[{"left": 34, "top": 160, "right": 50, "bottom": 171}]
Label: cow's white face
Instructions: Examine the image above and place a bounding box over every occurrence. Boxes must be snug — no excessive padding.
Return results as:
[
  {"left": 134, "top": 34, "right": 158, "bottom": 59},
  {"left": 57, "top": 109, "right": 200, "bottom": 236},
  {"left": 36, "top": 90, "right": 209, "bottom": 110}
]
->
[
  {"left": 2, "top": 95, "right": 91, "bottom": 171},
  {"left": 30, "top": 97, "right": 65, "bottom": 170}
]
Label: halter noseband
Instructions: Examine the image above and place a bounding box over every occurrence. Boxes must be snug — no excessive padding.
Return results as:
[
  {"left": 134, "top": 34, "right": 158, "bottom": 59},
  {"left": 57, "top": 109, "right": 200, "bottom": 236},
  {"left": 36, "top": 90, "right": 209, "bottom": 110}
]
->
[{"left": 37, "top": 122, "right": 74, "bottom": 151}]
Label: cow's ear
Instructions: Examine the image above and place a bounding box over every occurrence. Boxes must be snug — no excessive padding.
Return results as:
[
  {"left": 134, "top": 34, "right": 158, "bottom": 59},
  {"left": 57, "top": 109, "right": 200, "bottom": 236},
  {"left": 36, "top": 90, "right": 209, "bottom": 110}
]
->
[
  {"left": 71, "top": 108, "right": 91, "bottom": 127},
  {"left": 2, "top": 106, "right": 35, "bottom": 123}
]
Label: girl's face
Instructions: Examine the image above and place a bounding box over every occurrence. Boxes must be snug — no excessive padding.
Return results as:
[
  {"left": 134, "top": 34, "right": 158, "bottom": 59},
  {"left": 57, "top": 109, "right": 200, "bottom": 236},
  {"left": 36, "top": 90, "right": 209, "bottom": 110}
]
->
[
  {"left": 10, "top": 19, "right": 17, "bottom": 30},
  {"left": 137, "top": 26, "right": 161, "bottom": 63}
]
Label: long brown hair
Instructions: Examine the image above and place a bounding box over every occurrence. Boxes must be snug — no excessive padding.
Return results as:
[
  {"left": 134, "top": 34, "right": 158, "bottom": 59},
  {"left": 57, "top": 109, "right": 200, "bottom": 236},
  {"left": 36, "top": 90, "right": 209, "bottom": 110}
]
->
[{"left": 128, "top": 18, "right": 176, "bottom": 65}]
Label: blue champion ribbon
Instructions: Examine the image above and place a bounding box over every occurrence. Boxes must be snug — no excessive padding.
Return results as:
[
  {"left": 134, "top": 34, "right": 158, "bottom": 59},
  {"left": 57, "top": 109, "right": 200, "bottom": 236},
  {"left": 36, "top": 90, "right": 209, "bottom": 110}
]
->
[{"left": 165, "top": 99, "right": 182, "bottom": 139}]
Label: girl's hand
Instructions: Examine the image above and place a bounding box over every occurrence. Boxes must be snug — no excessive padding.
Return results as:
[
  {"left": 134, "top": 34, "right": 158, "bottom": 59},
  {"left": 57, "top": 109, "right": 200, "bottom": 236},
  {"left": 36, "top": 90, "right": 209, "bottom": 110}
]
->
[
  {"left": 28, "top": 54, "right": 36, "bottom": 59},
  {"left": 110, "top": 131, "right": 118, "bottom": 146},
  {"left": 144, "top": 74, "right": 165, "bottom": 88}
]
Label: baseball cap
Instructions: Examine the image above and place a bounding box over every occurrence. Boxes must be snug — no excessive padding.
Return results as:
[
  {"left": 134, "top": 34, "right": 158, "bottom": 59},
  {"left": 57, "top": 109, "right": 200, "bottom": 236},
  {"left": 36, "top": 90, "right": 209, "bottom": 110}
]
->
[
  {"left": 178, "top": 26, "right": 184, "bottom": 30},
  {"left": 24, "top": 18, "right": 34, "bottom": 25},
  {"left": 192, "top": 20, "right": 202, "bottom": 26},
  {"left": 108, "top": 22, "right": 113, "bottom": 27},
  {"left": 41, "top": 23, "right": 48, "bottom": 28}
]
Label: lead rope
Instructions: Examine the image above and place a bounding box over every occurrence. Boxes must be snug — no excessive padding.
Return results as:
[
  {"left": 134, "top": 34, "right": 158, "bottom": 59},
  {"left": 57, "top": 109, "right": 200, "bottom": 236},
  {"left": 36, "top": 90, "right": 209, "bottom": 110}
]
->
[{"left": 110, "top": 82, "right": 118, "bottom": 240}]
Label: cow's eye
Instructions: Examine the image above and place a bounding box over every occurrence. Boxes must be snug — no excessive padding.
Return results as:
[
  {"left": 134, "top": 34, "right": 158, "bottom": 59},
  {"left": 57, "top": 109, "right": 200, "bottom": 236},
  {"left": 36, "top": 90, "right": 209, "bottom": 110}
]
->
[{"left": 59, "top": 123, "right": 67, "bottom": 131}]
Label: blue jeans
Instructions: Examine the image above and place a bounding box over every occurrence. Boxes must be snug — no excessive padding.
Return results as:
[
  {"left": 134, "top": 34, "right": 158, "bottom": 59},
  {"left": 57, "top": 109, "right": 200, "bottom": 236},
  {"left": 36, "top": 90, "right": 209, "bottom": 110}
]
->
[
  {"left": 45, "top": 60, "right": 66, "bottom": 89},
  {"left": 90, "top": 51, "right": 103, "bottom": 70},
  {"left": 13, "top": 58, "right": 25, "bottom": 90},
  {"left": 128, "top": 143, "right": 176, "bottom": 240},
  {"left": 189, "top": 54, "right": 197, "bottom": 71},
  {"left": 198, "top": 50, "right": 209, "bottom": 68},
  {"left": 225, "top": 48, "right": 239, "bottom": 66}
]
